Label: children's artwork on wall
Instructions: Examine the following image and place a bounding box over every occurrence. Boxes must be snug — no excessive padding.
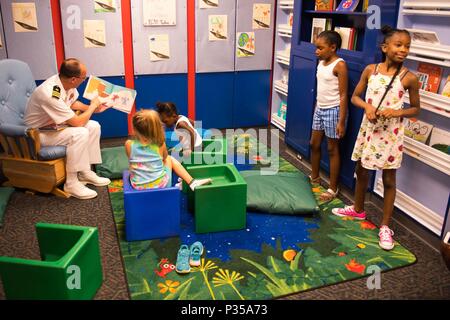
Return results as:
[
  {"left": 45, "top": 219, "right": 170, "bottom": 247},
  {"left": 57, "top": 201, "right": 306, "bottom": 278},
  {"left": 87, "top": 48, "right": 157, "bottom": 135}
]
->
[
  {"left": 252, "top": 3, "right": 271, "bottom": 29},
  {"left": 236, "top": 32, "right": 255, "bottom": 57},
  {"left": 429, "top": 127, "right": 450, "bottom": 155},
  {"left": 11, "top": 2, "right": 38, "bottom": 32},
  {"left": 404, "top": 118, "right": 434, "bottom": 144},
  {"left": 143, "top": 0, "right": 176, "bottom": 26},
  {"left": 149, "top": 34, "right": 170, "bottom": 61},
  {"left": 208, "top": 15, "right": 227, "bottom": 41},
  {"left": 83, "top": 76, "right": 137, "bottom": 114},
  {"left": 94, "top": 0, "right": 117, "bottom": 13},
  {"left": 199, "top": 0, "right": 219, "bottom": 9},
  {"left": 83, "top": 20, "right": 106, "bottom": 47}
]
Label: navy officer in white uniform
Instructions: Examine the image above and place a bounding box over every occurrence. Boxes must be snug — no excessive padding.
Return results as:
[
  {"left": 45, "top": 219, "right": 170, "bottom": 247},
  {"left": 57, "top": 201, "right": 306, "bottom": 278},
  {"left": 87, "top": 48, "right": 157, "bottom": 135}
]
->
[{"left": 25, "top": 58, "right": 111, "bottom": 199}]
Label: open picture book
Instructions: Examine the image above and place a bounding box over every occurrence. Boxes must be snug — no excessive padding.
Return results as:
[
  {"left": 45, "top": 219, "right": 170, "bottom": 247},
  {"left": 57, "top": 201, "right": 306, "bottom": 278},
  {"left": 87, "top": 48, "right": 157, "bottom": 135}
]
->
[{"left": 83, "top": 76, "right": 137, "bottom": 114}]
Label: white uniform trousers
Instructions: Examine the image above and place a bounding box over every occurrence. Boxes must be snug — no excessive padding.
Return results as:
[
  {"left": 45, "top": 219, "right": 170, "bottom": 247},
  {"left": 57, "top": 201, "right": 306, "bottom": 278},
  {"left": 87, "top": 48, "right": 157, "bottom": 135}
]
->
[{"left": 39, "top": 120, "right": 102, "bottom": 173}]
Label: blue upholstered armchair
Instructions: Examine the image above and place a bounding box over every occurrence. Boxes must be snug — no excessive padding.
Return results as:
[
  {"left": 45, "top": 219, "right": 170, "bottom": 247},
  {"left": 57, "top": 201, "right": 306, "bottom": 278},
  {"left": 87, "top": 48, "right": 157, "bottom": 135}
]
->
[{"left": 0, "top": 59, "right": 68, "bottom": 197}]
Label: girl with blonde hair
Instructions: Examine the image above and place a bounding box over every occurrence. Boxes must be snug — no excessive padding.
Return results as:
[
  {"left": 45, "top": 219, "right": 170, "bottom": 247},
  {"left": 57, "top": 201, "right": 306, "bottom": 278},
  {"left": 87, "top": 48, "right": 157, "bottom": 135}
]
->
[{"left": 125, "top": 109, "right": 211, "bottom": 190}]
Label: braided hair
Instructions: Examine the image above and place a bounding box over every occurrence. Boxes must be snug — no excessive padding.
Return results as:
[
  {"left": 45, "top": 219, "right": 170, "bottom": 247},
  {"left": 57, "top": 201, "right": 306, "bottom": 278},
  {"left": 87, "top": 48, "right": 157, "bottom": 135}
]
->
[{"left": 375, "top": 26, "right": 411, "bottom": 113}]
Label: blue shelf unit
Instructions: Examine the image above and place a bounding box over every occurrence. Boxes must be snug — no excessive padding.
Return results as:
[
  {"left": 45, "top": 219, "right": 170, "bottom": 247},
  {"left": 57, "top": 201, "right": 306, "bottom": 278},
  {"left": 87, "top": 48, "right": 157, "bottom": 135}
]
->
[{"left": 285, "top": 0, "right": 399, "bottom": 189}]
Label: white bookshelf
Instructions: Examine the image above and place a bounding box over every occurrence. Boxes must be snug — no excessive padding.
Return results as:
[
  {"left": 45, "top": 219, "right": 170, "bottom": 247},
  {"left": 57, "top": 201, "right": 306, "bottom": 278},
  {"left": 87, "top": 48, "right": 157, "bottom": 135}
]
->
[
  {"left": 407, "top": 43, "right": 450, "bottom": 67},
  {"left": 403, "top": 136, "right": 450, "bottom": 176},
  {"left": 277, "top": 24, "right": 293, "bottom": 38},
  {"left": 270, "top": 1, "right": 295, "bottom": 132},
  {"left": 380, "top": 0, "right": 450, "bottom": 237},
  {"left": 276, "top": 50, "right": 290, "bottom": 66},
  {"left": 404, "top": 90, "right": 450, "bottom": 118},
  {"left": 403, "top": 1, "right": 450, "bottom": 16},
  {"left": 374, "top": 178, "right": 444, "bottom": 235}
]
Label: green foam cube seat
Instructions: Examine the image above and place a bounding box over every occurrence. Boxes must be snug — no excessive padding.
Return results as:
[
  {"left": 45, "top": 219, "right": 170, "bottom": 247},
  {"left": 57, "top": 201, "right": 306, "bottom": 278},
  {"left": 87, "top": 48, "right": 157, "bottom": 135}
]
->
[
  {"left": 181, "top": 138, "right": 228, "bottom": 167},
  {"left": 184, "top": 164, "right": 247, "bottom": 233},
  {"left": 0, "top": 223, "right": 103, "bottom": 300}
]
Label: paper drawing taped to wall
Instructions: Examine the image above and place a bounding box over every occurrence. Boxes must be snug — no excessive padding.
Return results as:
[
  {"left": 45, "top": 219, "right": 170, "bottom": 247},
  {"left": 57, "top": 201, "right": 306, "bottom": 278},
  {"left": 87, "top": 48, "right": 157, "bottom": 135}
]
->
[
  {"left": 209, "top": 15, "right": 227, "bottom": 41},
  {"left": 12, "top": 2, "right": 38, "bottom": 32},
  {"left": 200, "top": 0, "right": 219, "bottom": 9},
  {"left": 252, "top": 3, "right": 271, "bottom": 29},
  {"left": 84, "top": 20, "right": 106, "bottom": 48},
  {"left": 236, "top": 32, "right": 255, "bottom": 57},
  {"left": 94, "top": 0, "right": 117, "bottom": 13},
  {"left": 149, "top": 34, "right": 170, "bottom": 61},
  {"left": 143, "top": 0, "right": 176, "bottom": 26}
]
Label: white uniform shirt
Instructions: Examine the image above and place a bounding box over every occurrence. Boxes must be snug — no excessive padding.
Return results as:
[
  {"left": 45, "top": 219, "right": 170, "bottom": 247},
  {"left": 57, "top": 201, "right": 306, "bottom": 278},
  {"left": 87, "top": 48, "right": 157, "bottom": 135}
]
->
[{"left": 25, "top": 74, "right": 78, "bottom": 128}]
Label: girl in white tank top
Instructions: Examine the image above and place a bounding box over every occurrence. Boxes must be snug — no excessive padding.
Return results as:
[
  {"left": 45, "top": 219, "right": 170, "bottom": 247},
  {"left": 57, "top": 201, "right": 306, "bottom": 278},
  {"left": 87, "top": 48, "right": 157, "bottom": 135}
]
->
[
  {"left": 156, "top": 102, "right": 203, "bottom": 152},
  {"left": 310, "top": 30, "right": 349, "bottom": 203}
]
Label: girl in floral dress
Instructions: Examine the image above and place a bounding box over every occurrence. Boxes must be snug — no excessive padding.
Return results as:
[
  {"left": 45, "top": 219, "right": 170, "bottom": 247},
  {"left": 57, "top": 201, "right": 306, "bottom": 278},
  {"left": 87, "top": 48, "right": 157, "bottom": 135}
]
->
[{"left": 332, "top": 26, "right": 421, "bottom": 250}]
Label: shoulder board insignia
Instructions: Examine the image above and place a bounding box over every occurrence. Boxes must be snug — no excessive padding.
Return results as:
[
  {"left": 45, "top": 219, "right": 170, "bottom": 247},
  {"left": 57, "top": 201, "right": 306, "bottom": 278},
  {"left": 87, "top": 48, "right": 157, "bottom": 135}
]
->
[{"left": 52, "top": 85, "right": 61, "bottom": 100}]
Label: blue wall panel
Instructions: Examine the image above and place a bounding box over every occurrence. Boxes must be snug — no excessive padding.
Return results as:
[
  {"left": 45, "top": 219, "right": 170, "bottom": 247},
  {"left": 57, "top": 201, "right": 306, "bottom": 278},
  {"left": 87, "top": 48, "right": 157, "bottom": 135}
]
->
[
  {"left": 196, "top": 73, "right": 234, "bottom": 129},
  {"left": 233, "top": 70, "right": 270, "bottom": 128},
  {"left": 77, "top": 76, "right": 128, "bottom": 138},
  {"left": 134, "top": 74, "right": 188, "bottom": 116}
]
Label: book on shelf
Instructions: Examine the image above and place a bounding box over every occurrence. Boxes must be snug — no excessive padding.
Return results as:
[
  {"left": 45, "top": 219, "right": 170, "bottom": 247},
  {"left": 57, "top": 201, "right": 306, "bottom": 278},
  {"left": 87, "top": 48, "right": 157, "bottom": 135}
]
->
[
  {"left": 315, "top": 0, "right": 336, "bottom": 11},
  {"left": 442, "top": 76, "right": 450, "bottom": 98},
  {"left": 278, "top": 101, "right": 287, "bottom": 121},
  {"left": 416, "top": 62, "right": 443, "bottom": 94},
  {"left": 406, "top": 29, "right": 440, "bottom": 46},
  {"left": 83, "top": 76, "right": 137, "bottom": 114},
  {"left": 404, "top": 118, "right": 434, "bottom": 144},
  {"left": 429, "top": 127, "right": 450, "bottom": 155},
  {"left": 336, "top": 0, "right": 360, "bottom": 11},
  {"left": 362, "top": 0, "right": 369, "bottom": 12},
  {"left": 417, "top": 72, "right": 429, "bottom": 91},
  {"left": 334, "top": 26, "right": 357, "bottom": 50},
  {"left": 288, "top": 13, "right": 294, "bottom": 27},
  {"left": 311, "top": 18, "right": 332, "bottom": 43}
]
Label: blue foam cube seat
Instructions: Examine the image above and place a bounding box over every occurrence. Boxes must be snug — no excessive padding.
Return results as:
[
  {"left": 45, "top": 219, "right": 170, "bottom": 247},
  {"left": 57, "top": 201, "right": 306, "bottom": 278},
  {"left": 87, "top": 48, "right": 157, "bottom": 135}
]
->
[{"left": 123, "top": 170, "right": 181, "bottom": 241}]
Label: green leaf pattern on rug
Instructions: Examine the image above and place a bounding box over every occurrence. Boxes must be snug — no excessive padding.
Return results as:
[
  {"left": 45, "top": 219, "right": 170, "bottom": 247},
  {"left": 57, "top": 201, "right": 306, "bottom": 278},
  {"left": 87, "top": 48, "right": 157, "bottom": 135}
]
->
[{"left": 108, "top": 133, "right": 417, "bottom": 300}]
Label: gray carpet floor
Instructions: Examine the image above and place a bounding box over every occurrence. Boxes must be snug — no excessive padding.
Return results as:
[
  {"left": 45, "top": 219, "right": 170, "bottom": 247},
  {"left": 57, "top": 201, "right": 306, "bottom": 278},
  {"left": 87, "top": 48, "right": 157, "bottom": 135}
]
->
[{"left": 0, "top": 128, "right": 449, "bottom": 300}]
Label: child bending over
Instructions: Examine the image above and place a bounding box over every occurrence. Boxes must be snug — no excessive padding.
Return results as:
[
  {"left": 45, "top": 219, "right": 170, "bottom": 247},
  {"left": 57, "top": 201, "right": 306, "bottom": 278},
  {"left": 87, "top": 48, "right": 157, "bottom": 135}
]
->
[{"left": 156, "top": 102, "right": 202, "bottom": 155}]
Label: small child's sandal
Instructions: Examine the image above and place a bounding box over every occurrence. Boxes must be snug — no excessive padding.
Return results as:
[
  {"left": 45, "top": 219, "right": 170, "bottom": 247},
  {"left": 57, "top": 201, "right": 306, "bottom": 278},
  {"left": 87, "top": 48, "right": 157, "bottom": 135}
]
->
[
  {"left": 319, "top": 188, "right": 339, "bottom": 202},
  {"left": 309, "top": 175, "right": 321, "bottom": 185}
]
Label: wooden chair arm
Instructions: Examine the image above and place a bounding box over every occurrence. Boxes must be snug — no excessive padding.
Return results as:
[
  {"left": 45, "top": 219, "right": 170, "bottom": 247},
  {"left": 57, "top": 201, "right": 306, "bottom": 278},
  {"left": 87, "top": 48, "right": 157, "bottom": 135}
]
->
[{"left": 27, "top": 128, "right": 41, "bottom": 159}]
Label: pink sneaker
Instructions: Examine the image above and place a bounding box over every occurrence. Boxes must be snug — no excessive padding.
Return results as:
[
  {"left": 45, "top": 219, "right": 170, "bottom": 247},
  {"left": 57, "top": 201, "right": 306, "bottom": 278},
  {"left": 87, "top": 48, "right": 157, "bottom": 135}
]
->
[
  {"left": 331, "top": 205, "right": 366, "bottom": 220},
  {"left": 379, "top": 225, "right": 395, "bottom": 250}
]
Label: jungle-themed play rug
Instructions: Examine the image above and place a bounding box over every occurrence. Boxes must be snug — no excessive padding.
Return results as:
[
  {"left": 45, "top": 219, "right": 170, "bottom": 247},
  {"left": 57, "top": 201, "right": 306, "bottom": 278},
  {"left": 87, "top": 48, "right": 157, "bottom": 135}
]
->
[{"left": 108, "top": 135, "right": 416, "bottom": 300}]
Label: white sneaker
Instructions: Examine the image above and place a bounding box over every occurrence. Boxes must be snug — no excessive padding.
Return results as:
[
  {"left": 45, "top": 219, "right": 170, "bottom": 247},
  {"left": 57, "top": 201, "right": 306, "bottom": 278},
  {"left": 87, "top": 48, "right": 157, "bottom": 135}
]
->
[
  {"left": 78, "top": 171, "right": 111, "bottom": 187},
  {"left": 64, "top": 182, "right": 98, "bottom": 200},
  {"left": 189, "top": 178, "right": 213, "bottom": 191}
]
